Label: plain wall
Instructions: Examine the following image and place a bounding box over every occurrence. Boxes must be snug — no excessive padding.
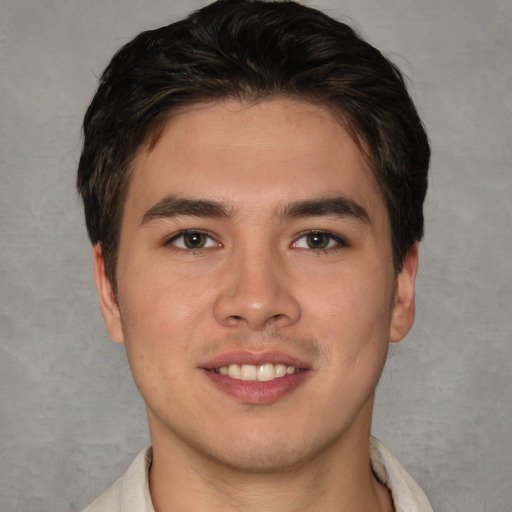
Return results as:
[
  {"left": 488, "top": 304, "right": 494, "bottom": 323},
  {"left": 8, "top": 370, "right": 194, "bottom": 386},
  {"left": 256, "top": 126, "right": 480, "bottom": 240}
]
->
[{"left": 1, "top": 1, "right": 510, "bottom": 510}]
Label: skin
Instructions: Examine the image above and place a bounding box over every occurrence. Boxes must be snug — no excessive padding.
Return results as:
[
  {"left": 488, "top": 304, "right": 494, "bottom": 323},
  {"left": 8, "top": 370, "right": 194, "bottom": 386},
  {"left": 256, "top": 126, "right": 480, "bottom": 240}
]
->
[{"left": 94, "top": 98, "right": 418, "bottom": 512}]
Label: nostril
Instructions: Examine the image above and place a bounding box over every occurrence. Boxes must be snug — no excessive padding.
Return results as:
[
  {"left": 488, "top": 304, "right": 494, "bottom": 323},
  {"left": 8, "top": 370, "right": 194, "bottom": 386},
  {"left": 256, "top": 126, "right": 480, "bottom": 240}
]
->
[
  {"left": 269, "top": 313, "right": 291, "bottom": 326},
  {"left": 225, "top": 315, "right": 244, "bottom": 326}
]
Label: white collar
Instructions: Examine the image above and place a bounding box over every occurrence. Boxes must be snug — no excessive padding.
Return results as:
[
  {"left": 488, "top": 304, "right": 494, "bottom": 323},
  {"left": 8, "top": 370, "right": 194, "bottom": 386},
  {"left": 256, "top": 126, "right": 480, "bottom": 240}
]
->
[{"left": 370, "top": 436, "right": 434, "bottom": 512}]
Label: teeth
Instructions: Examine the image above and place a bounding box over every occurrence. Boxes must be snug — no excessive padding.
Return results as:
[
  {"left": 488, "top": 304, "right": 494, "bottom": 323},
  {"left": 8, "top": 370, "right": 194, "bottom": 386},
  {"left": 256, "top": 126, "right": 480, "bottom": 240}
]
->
[
  {"left": 217, "top": 363, "right": 297, "bottom": 382},
  {"left": 241, "top": 364, "right": 257, "bottom": 380},
  {"left": 275, "top": 364, "right": 287, "bottom": 378},
  {"left": 257, "top": 363, "right": 275, "bottom": 381},
  {"left": 227, "top": 364, "right": 241, "bottom": 379}
]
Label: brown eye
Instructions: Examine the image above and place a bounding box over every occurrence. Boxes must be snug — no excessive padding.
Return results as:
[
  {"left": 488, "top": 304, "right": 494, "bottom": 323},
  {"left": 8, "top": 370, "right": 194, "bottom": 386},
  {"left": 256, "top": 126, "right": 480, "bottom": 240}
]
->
[
  {"left": 306, "top": 232, "right": 330, "bottom": 249},
  {"left": 292, "top": 230, "right": 346, "bottom": 251},
  {"left": 183, "top": 232, "right": 207, "bottom": 249},
  {"left": 168, "top": 231, "right": 218, "bottom": 250}
]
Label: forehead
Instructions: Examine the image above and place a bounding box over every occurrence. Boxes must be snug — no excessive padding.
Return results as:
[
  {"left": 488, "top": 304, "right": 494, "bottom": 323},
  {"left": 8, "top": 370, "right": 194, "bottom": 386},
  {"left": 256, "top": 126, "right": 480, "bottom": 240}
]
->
[{"left": 126, "top": 98, "right": 385, "bottom": 222}]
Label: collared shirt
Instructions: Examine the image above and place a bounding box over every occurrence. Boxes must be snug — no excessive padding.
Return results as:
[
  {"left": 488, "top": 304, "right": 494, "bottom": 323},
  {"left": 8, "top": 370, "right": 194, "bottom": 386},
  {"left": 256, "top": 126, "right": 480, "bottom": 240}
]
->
[{"left": 80, "top": 437, "right": 434, "bottom": 512}]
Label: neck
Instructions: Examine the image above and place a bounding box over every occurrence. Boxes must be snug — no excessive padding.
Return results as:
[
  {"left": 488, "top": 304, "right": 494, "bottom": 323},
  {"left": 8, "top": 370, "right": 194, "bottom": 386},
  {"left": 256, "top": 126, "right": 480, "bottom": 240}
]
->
[{"left": 148, "top": 404, "right": 394, "bottom": 512}]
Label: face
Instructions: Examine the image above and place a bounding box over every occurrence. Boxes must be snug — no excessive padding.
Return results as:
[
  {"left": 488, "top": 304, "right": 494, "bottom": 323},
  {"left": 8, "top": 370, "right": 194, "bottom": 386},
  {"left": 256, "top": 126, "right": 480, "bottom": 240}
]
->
[{"left": 94, "top": 98, "right": 417, "bottom": 472}]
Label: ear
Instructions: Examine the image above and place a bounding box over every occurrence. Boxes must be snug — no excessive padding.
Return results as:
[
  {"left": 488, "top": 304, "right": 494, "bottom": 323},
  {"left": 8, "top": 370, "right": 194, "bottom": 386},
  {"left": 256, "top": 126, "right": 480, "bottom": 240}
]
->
[
  {"left": 389, "top": 244, "right": 419, "bottom": 343},
  {"left": 93, "top": 243, "right": 124, "bottom": 344}
]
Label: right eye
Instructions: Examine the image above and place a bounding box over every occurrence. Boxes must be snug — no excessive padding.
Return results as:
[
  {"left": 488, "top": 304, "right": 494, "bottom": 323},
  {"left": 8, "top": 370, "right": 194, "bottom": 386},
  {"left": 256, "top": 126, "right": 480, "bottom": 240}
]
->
[{"left": 167, "top": 230, "right": 219, "bottom": 250}]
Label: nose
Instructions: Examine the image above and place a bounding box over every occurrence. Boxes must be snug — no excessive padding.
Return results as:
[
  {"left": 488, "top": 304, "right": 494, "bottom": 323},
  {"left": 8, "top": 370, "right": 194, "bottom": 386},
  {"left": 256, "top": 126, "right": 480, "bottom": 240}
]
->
[{"left": 213, "top": 246, "right": 301, "bottom": 331}]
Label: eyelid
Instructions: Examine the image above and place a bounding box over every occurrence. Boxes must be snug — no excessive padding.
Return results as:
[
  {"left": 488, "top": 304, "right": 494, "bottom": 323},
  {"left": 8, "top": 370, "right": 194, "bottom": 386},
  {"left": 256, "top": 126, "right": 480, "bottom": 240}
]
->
[
  {"left": 163, "top": 228, "right": 347, "bottom": 251},
  {"left": 291, "top": 229, "right": 349, "bottom": 249},
  {"left": 165, "top": 229, "right": 221, "bottom": 249}
]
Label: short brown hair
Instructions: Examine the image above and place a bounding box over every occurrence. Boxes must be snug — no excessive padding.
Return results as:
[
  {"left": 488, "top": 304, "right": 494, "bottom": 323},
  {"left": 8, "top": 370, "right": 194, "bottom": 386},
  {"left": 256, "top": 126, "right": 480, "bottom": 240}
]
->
[{"left": 77, "top": 0, "right": 430, "bottom": 288}]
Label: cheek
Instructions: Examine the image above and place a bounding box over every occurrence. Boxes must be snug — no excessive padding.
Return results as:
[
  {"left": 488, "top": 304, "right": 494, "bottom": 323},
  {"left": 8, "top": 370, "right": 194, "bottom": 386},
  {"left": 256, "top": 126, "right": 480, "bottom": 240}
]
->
[
  {"left": 309, "top": 273, "right": 392, "bottom": 410},
  {"left": 120, "top": 255, "right": 214, "bottom": 334},
  {"left": 118, "top": 273, "right": 200, "bottom": 402},
  {"left": 306, "top": 265, "right": 392, "bottom": 329},
  {"left": 302, "top": 265, "right": 394, "bottom": 369}
]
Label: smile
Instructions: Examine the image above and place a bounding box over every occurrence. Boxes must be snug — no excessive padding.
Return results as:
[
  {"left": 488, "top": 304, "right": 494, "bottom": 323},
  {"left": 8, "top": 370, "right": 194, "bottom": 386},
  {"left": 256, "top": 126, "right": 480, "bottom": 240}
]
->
[
  {"left": 211, "top": 363, "right": 298, "bottom": 382},
  {"left": 201, "top": 351, "right": 310, "bottom": 404}
]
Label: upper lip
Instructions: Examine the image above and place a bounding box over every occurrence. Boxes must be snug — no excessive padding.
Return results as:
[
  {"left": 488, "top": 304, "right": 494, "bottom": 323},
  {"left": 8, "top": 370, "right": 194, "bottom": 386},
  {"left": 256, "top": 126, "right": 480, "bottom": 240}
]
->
[{"left": 200, "top": 350, "right": 310, "bottom": 370}]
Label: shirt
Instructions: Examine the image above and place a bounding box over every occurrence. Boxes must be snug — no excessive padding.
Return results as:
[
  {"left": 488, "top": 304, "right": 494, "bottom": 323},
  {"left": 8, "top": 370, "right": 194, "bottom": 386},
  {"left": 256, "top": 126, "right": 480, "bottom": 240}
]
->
[{"left": 80, "top": 437, "right": 434, "bottom": 512}]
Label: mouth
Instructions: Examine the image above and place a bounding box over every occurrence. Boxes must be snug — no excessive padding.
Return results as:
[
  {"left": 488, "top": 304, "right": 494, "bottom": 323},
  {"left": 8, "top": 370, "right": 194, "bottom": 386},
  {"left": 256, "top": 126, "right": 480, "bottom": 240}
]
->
[
  {"left": 209, "top": 363, "right": 302, "bottom": 382},
  {"left": 200, "top": 352, "right": 310, "bottom": 404}
]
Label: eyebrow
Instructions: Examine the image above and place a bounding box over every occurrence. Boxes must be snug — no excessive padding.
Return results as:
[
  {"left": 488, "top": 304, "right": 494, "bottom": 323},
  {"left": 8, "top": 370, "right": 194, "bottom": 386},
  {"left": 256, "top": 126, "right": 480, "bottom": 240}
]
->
[
  {"left": 140, "top": 196, "right": 231, "bottom": 226},
  {"left": 280, "top": 196, "right": 370, "bottom": 224},
  {"left": 140, "top": 194, "right": 370, "bottom": 227}
]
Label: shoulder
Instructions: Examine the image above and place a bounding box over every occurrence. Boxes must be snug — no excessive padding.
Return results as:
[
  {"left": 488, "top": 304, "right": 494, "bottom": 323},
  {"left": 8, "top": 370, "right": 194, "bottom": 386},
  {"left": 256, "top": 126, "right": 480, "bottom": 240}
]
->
[{"left": 79, "top": 447, "right": 153, "bottom": 512}]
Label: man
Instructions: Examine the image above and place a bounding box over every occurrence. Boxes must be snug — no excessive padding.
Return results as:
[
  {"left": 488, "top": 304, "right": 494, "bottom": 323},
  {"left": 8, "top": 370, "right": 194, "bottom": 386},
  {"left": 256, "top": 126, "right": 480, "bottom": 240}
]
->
[{"left": 77, "top": 1, "right": 433, "bottom": 510}]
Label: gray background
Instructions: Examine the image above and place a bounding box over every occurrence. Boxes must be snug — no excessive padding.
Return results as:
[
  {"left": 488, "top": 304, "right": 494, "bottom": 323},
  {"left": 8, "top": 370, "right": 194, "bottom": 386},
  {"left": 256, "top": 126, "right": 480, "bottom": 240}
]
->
[{"left": 1, "top": 0, "right": 511, "bottom": 510}]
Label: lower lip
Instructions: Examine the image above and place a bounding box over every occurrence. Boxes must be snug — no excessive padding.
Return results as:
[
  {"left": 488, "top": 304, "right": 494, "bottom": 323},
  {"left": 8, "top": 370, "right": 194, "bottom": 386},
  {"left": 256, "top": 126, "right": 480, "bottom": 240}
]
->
[{"left": 201, "top": 369, "right": 309, "bottom": 404}]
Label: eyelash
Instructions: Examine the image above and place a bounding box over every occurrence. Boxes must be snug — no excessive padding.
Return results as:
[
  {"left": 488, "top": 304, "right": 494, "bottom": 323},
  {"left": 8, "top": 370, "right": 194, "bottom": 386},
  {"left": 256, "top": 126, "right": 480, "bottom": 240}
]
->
[
  {"left": 165, "top": 229, "right": 348, "bottom": 253},
  {"left": 165, "top": 230, "right": 220, "bottom": 251},
  {"left": 292, "top": 230, "right": 348, "bottom": 252}
]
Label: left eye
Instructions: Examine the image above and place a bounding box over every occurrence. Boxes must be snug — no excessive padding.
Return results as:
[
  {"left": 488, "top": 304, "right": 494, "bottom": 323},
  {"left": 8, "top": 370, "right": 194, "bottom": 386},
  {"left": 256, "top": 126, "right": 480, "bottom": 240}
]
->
[
  {"left": 292, "top": 231, "right": 344, "bottom": 250},
  {"left": 167, "top": 231, "right": 219, "bottom": 250}
]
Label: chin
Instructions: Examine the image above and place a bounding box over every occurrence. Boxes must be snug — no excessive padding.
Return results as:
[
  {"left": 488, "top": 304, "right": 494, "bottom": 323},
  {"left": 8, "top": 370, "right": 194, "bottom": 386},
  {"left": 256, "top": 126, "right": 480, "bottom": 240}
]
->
[
  {"left": 204, "top": 439, "right": 318, "bottom": 473},
  {"left": 188, "top": 419, "right": 349, "bottom": 474}
]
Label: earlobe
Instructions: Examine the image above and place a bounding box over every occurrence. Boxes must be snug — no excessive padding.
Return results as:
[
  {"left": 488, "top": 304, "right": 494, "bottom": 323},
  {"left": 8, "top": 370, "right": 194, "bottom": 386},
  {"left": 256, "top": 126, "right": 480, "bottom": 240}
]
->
[
  {"left": 93, "top": 243, "right": 125, "bottom": 344},
  {"left": 389, "top": 244, "right": 419, "bottom": 343}
]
